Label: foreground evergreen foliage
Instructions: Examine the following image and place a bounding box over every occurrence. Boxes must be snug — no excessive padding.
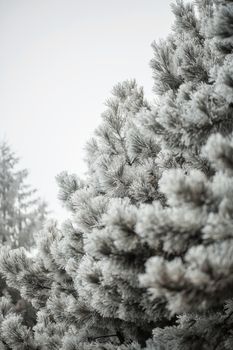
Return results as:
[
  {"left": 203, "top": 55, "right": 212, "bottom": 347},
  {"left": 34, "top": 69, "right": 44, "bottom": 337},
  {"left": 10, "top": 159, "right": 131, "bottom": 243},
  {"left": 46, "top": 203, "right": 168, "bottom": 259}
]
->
[
  {"left": 0, "top": 0, "right": 233, "bottom": 348},
  {"left": 0, "top": 142, "right": 47, "bottom": 349}
]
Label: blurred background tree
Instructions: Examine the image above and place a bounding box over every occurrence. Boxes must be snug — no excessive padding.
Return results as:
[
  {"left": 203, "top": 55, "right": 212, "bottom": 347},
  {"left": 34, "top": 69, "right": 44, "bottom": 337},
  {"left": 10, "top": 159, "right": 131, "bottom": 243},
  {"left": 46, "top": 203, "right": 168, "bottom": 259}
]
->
[{"left": 0, "top": 141, "right": 48, "bottom": 249}]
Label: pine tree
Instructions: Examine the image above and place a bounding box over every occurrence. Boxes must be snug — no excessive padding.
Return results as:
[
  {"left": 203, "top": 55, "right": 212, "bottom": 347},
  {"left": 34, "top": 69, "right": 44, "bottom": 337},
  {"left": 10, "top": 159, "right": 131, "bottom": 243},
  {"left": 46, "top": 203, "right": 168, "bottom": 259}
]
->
[
  {"left": 139, "top": 0, "right": 233, "bottom": 348},
  {"left": 0, "top": 0, "right": 233, "bottom": 349},
  {"left": 0, "top": 82, "right": 165, "bottom": 349},
  {"left": 0, "top": 141, "right": 47, "bottom": 248}
]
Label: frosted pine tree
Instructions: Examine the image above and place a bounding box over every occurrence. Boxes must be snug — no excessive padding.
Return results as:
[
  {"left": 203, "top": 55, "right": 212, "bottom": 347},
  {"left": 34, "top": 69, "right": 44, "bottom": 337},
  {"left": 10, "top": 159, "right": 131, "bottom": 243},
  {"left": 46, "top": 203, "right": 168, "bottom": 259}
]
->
[
  {"left": 0, "top": 82, "right": 167, "bottom": 349},
  {"left": 139, "top": 0, "right": 233, "bottom": 348},
  {"left": 0, "top": 0, "right": 233, "bottom": 349}
]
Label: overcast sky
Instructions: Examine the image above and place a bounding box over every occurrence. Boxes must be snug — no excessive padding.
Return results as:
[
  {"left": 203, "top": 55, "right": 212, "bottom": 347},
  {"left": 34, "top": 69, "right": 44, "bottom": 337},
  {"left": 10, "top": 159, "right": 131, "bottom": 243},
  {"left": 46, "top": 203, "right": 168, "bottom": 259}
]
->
[{"left": 0, "top": 0, "right": 174, "bottom": 220}]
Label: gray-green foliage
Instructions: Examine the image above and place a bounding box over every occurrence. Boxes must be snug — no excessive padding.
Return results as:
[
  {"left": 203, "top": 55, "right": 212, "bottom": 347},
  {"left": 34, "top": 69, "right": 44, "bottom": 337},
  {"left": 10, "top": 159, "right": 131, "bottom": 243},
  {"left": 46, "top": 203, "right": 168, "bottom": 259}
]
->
[{"left": 1, "top": 0, "right": 233, "bottom": 349}]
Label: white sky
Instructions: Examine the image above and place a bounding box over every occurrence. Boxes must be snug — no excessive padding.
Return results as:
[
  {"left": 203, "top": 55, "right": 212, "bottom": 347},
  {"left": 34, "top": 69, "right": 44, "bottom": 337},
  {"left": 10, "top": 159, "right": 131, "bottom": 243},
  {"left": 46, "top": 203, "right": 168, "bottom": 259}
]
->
[{"left": 0, "top": 0, "right": 174, "bottom": 220}]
